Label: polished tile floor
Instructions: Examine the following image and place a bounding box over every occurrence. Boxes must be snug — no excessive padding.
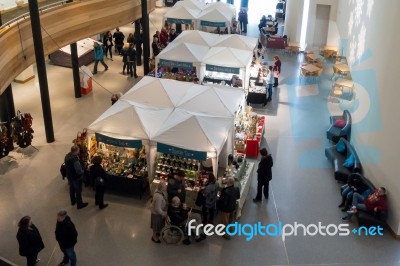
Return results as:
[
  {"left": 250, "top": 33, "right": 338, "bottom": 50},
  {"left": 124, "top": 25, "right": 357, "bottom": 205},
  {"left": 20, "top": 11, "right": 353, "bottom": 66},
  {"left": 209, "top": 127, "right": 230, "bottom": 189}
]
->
[{"left": 1, "top": 6, "right": 400, "bottom": 266}]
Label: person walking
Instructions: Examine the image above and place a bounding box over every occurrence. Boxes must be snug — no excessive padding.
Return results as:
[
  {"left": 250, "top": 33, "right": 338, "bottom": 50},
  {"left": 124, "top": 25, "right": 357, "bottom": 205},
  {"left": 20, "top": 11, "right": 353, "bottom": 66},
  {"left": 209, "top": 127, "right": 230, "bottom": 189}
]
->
[
  {"left": 112, "top": 27, "right": 125, "bottom": 55},
  {"left": 64, "top": 145, "right": 88, "bottom": 209},
  {"left": 93, "top": 42, "right": 108, "bottom": 75},
  {"left": 238, "top": 9, "right": 248, "bottom": 33},
  {"left": 103, "top": 31, "right": 114, "bottom": 60},
  {"left": 134, "top": 31, "right": 143, "bottom": 66},
  {"left": 16, "top": 216, "right": 44, "bottom": 266},
  {"left": 217, "top": 177, "right": 240, "bottom": 239},
  {"left": 201, "top": 173, "right": 218, "bottom": 224},
  {"left": 89, "top": 155, "right": 109, "bottom": 209},
  {"left": 273, "top": 55, "right": 281, "bottom": 87},
  {"left": 265, "top": 66, "right": 274, "bottom": 104},
  {"left": 55, "top": 210, "right": 78, "bottom": 266},
  {"left": 127, "top": 43, "right": 138, "bottom": 78},
  {"left": 150, "top": 181, "right": 167, "bottom": 243},
  {"left": 253, "top": 148, "right": 273, "bottom": 202}
]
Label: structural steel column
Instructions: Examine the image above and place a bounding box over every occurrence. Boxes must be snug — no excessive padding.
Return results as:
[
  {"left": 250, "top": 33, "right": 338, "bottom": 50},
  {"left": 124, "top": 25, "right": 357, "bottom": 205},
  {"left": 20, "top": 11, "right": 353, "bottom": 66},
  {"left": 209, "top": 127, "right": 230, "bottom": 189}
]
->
[
  {"left": 70, "top": 42, "right": 82, "bottom": 98},
  {"left": 28, "top": 0, "right": 55, "bottom": 143},
  {"left": 141, "top": 0, "right": 150, "bottom": 75}
]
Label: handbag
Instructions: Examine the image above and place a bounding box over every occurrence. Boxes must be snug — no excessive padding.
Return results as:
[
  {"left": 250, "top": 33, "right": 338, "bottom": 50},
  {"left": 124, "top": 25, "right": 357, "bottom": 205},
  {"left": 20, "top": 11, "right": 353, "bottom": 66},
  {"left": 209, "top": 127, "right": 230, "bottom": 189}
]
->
[
  {"left": 195, "top": 189, "right": 205, "bottom": 206},
  {"left": 60, "top": 163, "right": 67, "bottom": 179}
]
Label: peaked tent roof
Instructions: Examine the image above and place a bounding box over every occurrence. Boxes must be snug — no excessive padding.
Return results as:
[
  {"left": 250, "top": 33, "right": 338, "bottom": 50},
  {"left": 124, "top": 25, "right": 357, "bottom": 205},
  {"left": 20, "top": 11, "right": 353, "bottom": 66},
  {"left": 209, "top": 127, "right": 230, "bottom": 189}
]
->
[
  {"left": 174, "top": 0, "right": 205, "bottom": 12},
  {"left": 157, "top": 42, "right": 209, "bottom": 63},
  {"left": 197, "top": 8, "right": 232, "bottom": 23},
  {"left": 203, "top": 47, "right": 253, "bottom": 68},
  {"left": 163, "top": 5, "right": 201, "bottom": 20},
  {"left": 88, "top": 100, "right": 150, "bottom": 139},
  {"left": 203, "top": 2, "right": 236, "bottom": 13},
  {"left": 172, "top": 30, "right": 219, "bottom": 47},
  {"left": 213, "top": 34, "right": 258, "bottom": 51},
  {"left": 152, "top": 109, "right": 233, "bottom": 153}
]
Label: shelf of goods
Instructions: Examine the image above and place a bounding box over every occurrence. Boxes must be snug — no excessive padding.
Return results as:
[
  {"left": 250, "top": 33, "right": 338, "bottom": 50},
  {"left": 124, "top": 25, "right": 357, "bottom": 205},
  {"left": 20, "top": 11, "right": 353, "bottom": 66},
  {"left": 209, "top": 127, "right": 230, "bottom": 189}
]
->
[
  {"left": 88, "top": 135, "right": 149, "bottom": 199},
  {"left": 247, "top": 63, "right": 268, "bottom": 105},
  {"left": 157, "top": 66, "right": 197, "bottom": 83},
  {"left": 202, "top": 73, "right": 243, "bottom": 88},
  {"left": 150, "top": 153, "right": 204, "bottom": 210},
  {"left": 234, "top": 108, "right": 265, "bottom": 158}
]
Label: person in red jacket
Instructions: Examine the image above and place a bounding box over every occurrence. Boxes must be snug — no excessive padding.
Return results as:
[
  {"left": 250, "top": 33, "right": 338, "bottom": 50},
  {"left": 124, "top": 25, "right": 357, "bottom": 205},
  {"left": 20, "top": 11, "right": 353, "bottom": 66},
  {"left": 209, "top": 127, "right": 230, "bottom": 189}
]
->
[
  {"left": 158, "top": 28, "right": 169, "bottom": 48},
  {"left": 342, "top": 187, "right": 387, "bottom": 221}
]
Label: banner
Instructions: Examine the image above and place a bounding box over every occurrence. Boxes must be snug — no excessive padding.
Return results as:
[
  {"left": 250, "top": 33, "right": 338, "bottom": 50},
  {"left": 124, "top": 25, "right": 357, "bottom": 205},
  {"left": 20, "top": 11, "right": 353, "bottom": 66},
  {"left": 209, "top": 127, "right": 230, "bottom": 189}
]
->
[
  {"left": 95, "top": 133, "right": 142, "bottom": 148},
  {"left": 206, "top": 64, "right": 240, "bottom": 74},
  {"left": 200, "top": 20, "right": 226, "bottom": 27},
  {"left": 167, "top": 18, "right": 192, "bottom": 24},
  {"left": 159, "top": 59, "right": 193, "bottom": 69},
  {"left": 157, "top": 143, "right": 207, "bottom": 161}
]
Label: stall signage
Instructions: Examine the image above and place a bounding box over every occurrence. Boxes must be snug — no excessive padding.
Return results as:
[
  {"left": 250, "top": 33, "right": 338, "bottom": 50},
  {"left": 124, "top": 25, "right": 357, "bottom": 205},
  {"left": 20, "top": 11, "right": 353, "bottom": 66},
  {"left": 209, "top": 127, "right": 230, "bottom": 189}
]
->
[
  {"left": 159, "top": 59, "right": 193, "bottom": 70},
  {"left": 206, "top": 64, "right": 240, "bottom": 74},
  {"left": 200, "top": 20, "right": 226, "bottom": 27},
  {"left": 167, "top": 18, "right": 192, "bottom": 24},
  {"left": 95, "top": 133, "right": 142, "bottom": 148},
  {"left": 157, "top": 143, "right": 207, "bottom": 161}
]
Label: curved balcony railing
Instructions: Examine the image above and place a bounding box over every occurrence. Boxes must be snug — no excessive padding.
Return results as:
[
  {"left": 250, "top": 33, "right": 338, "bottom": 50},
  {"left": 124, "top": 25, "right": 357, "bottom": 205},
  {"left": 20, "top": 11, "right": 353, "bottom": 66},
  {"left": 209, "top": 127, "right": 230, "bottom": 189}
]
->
[{"left": 0, "top": 0, "right": 155, "bottom": 94}]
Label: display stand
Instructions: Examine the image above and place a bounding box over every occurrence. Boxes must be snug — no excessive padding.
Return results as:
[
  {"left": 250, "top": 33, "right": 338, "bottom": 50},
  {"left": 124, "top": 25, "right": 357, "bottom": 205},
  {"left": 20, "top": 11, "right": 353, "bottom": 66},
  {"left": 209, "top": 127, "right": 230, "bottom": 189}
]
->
[
  {"left": 247, "top": 61, "right": 268, "bottom": 105},
  {"left": 234, "top": 107, "right": 265, "bottom": 158},
  {"left": 236, "top": 162, "right": 254, "bottom": 218},
  {"left": 88, "top": 133, "right": 149, "bottom": 198}
]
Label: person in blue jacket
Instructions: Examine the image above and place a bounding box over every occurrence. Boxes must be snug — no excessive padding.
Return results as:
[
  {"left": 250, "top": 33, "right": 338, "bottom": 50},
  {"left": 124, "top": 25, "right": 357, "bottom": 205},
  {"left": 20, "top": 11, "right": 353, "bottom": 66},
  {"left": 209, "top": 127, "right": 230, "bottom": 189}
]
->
[{"left": 93, "top": 42, "right": 108, "bottom": 74}]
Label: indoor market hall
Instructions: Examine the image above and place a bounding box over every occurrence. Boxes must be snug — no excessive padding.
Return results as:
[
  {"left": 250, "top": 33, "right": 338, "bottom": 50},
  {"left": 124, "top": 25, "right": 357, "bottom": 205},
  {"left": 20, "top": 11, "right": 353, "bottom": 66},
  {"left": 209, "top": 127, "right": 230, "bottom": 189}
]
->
[{"left": 1, "top": 0, "right": 400, "bottom": 266}]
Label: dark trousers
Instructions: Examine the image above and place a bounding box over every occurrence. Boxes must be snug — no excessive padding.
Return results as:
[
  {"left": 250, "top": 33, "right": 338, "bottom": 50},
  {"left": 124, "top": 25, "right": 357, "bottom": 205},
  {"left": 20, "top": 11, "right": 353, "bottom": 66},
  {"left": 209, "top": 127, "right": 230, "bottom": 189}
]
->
[
  {"left": 123, "top": 62, "right": 129, "bottom": 74},
  {"left": 26, "top": 253, "right": 38, "bottom": 266},
  {"left": 93, "top": 59, "right": 108, "bottom": 74},
  {"left": 95, "top": 186, "right": 105, "bottom": 208},
  {"left": 128, "top": 61, "right": 137, "bottom": 77},
  {"left": 69, "top": 179, "right": 83, "bottom": 207},
  {"left": 104, "top": 46, "right": 113, "bottom": 58},
  {"left": 202, "top": 206, "right": 215, "bottom": 224},
  {"left": 255, "top": 180, "right": 270, "bottom": 200},
  {"left": 136, "top": 49, "right": 142, "bottom": 66},
  {"left": 274, "top": 77, "right": 279, "bottom": 87},
  {"left": 240, "top": 21, "right": 247, "bottom": 33},
  {"left": 116, "top": 44, "right": 123, "bottom": 55}
]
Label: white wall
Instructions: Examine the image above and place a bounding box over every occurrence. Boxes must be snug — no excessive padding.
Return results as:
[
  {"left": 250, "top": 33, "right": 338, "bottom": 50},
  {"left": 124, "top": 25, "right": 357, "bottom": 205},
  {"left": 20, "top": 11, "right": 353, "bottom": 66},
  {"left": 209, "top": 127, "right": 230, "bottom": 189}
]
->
[
  {"left": 306, "top": 0, "right": 338, "bottom": 48},
  {"left": 336, "top": 0, "right": 400, "bottom": 235},
  {"left": 284, "top": 0, "right": 304, "bottom": 43}
]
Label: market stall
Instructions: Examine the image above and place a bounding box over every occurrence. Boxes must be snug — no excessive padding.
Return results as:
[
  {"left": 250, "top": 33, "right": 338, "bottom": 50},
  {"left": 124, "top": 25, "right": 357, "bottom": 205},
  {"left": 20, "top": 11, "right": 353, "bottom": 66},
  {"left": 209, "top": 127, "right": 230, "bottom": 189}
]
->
[
  {"left": 202, "top": 47, "right": 253, "bottom": 89},
  {"left": 197, "top": 8, "right": 234, "bottom": 34},
  {"left": 247, "top": 60, "right": 269, "bottom": 105},
  {"left": 155, "top": 42, "right": 209, "bottom": 82},
  {"left": 163, "top": 5, "right": 201, "bottom": 31},
  {"left": 88, "top": 77, "right": 245, "bottom": 201},
  {"left": 49, "top": 38, "right": 100, "bottom": 68},
  {"left": 234, "top": 107, "right": 265, "bottom": 158}
]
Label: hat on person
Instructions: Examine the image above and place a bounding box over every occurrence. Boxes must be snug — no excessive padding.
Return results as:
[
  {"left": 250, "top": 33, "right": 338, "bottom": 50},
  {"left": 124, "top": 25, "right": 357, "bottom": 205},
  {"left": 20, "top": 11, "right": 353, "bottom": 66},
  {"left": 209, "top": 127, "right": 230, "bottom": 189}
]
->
[{"left": 260, "top": 148, "right": 268, "bottom": 156}]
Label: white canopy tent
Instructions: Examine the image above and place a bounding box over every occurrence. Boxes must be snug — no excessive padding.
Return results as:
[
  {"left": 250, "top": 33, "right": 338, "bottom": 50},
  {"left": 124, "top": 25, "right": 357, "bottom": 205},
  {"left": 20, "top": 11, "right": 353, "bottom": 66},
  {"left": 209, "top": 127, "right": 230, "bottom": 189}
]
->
[
  {"left": 202, "top": 47, "right": 253, "bottom": 90},
  {"left": 155, "top": 42, "right": 209, "bottom": 78},
  {"left": 213, "top": 34, "right": 258, "bottom": 51},
  {"left": 163, "top": 5, "right": 201, "bottom": 28},
  {"left": 203, "top": 1, "right": 236, "bottom": 14},
  {"left": 197, "top": 8, "right": 234, "bottom": 33},
  {"left": 174, "top": 0, "right": 205, "bottom": 12},
  {"left": 172, "top": 30, "right": 219, "bottom": 47},
  {"left": 88, "top": 77, "right": 245, "bottom": 178}
]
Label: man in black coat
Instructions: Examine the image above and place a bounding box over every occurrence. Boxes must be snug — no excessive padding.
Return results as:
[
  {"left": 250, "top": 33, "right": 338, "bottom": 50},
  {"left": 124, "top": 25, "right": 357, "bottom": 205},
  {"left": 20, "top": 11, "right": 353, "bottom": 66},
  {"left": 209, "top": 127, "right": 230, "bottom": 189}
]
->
[
  {"left": 55, "top": 210, "right": 78, "bottom": 266},
  {"left": 218, "top": 177, "right": 240, "bottom": 239},
  {"left": 253, "top": 148, "right": 273, "bottom": 202},
  {"left": 127, "top": 44, "right": 138, "bottom": 78},
  {"left": 64, "top": 145, "right": 88, "bottom": 209},
  {"left": 112, "top": 27, "right": 125, "bottom": 55}
]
